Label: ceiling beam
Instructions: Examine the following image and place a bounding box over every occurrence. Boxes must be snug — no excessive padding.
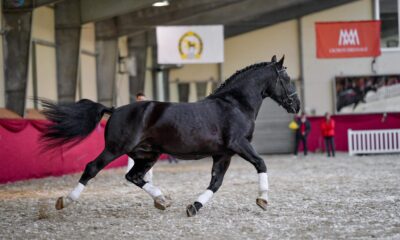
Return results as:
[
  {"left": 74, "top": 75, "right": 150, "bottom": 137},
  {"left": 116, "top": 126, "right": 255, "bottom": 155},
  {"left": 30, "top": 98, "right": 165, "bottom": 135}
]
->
[
  {"left": 117, "top": 0, "right": 242, "bottom": 37},
  {"left": 167, "top": 0, "right": 307, "bottom": 26},
  {"left": 80, "top": 0, "right": 155, "bottom": 24},
  {"left": 225, "top": 0, "right": 358, "bottom": 37},
  {"left": 117, "top": 0, "right": 312, "bottom": 37},
  {"left": 115, "top": 0, "right": 357, "bottom": 39}
]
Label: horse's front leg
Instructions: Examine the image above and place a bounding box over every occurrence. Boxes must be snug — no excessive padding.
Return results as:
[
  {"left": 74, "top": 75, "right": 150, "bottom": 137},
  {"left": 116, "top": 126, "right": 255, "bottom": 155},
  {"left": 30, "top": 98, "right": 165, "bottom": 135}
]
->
[
  {"left": 186, "top": 154, "right": 232, "bottom": 217},
  {"left": 125, "top": 157, "right": 171, "bottom": 210},
  {"left": 229, "top": 139, "right": 269, "bottom": 210}
]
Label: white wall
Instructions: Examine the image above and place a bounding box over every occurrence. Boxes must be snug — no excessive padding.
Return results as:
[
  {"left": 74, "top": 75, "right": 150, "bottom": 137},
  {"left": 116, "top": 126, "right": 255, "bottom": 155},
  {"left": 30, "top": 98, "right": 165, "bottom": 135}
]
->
[
  {"left": 5, "top": 7, "right": 105, "bottom": 110},
  {"left": 170, "top": 64, "right": 218, "bottom": 82},
  {"left": 170, "top": 19, "right": 300, "bottom": 84},
  {"left": 301, "top": 0, "right": 375, "bottom": 115},
  {"left": 168, "top": 0, "right": 400, "bottom": 115},
  {"left": 1, "top": 7, "right": 101, "bottom": 110},
  {"left": 115, "top": 36, "right": 130, "bottom": 106},
  {"left": 26, "top": 6, "right": 57, "bottom": 110},
  {"left": 144, "top": 47, "right": 153, "bottom": 99},
  {"left": 169, "top": 19, "right": 300, "bottom": 102},
  {"left": 224, "top": 20, "right": 300, "bottom": 81},
  {"left": 3, "top": 0, "right": 400, "bottom": 114},
  {"left": 79, "top": 23, "right": 98, "bottom": 102}
]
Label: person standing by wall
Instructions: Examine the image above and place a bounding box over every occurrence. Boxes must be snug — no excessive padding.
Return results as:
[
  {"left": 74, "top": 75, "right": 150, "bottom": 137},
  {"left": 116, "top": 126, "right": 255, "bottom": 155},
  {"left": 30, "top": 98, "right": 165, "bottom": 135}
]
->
[
  {"left": 126, "top": 92, "right": 153, "bottom": 182},
  {"left": 294, "top": 113, "right": 311, "bottom": 156},
  {"left": 321, "top": 112, "right": 336, "bottom": 157}
]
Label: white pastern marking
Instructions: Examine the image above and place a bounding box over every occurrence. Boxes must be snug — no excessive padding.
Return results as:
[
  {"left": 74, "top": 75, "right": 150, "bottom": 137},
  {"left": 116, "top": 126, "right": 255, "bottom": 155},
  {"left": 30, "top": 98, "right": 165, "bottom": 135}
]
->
[
  {"left": 196, "top": 190, "right": 214, "bottom": 205},
  {"left": 258, "top": 172, "right": 269, "bottom": 192},
  {"left": 126, "top": 158, "right": 135, "bottom": 173},
  {"left": 68, "top": 183, "right": 85, "bottom": 201},
  {"left": 259, "top": 191, "right": 269, "bottom": 201},
  {"left": 142, "top": 183, "right": 162, "bottom": 198},
  {"left": 258, "top": 173, "right": 269, "bottom": 201}
]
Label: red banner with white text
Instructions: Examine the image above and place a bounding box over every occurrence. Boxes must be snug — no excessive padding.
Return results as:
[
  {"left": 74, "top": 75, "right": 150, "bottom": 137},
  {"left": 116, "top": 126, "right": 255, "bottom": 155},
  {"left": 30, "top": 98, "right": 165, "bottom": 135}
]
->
[{"left": 316, "top": 20, "right": 381, "bottom": 58}]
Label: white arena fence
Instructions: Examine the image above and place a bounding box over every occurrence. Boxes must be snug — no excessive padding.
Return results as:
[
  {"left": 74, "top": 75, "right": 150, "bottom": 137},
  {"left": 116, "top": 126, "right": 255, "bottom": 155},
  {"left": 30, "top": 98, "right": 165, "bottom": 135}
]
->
[{"left": 348, "top": 129, "right": 400, "bottom": 156}]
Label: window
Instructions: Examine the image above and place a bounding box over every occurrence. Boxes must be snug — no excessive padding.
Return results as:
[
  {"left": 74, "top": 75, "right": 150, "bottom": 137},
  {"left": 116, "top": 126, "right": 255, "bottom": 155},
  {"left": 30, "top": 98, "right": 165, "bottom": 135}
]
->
[
  {"left": 376, "top": 0, "right": 400, "bottom": 49},
  {"left": 196, "top": 82, "right": 207, "bottom": 100},
  {"left": 178, "top": 83, "right": 189, "bottom": 102}
]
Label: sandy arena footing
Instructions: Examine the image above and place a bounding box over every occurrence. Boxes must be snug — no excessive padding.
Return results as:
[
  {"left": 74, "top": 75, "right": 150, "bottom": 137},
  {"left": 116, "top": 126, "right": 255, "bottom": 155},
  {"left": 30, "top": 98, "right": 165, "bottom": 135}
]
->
[{"left": 0, "top": 153, "right": 399, "bottom": 239}]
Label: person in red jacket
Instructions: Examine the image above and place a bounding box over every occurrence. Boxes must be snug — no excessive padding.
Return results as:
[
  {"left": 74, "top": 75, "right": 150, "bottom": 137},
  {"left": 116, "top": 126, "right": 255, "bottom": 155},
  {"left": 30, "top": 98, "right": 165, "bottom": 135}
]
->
[{"left": 320, "top": 112, "right": 336, "bottom": 157}]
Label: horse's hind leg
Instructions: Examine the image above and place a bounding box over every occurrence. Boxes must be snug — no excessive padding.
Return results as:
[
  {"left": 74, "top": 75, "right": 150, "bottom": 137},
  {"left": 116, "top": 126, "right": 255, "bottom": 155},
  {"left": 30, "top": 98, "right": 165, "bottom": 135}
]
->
[
  {"left": 126, "top": 153, "right": 171, "bottom": 210},
  {"left": 126, "top": 157, "right": 153, "bottom": 183},
  {"left": 55, "top": 149, "right": 121, "bottom": 210},
  {"left": 186, "top": 154, "right": 232, "bottom": 217}
]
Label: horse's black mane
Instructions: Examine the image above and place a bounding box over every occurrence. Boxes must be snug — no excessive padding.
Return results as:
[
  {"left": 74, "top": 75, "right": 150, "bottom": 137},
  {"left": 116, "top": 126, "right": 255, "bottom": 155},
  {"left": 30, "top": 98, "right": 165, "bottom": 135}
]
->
[{"left": 209, "top": 61, "right": 273, "bottom": 96}]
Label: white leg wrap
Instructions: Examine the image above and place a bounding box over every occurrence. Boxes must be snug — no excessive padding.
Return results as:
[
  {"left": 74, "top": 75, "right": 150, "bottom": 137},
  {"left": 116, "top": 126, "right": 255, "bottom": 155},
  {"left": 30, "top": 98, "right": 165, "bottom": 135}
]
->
[
  {"left": 142, "top": 183, "right": 162, "bottom": 199},
  {"left": 126, "top": 157, "right": 135, "bottom": 173},
  {"left": 196, "top": 190, "right": 214, "bottom": 205},
  {"left": 258, "top": 173, "right": 269, "bottom": 200},
  {"left": 143, "top": 168, "right": 153, "bottom": 183},
  {"left": 259, "top": 191, "right": 269, "bottom": 201},
  {"left": 67, "top": 183, "right": 85, "bottom": 201}
]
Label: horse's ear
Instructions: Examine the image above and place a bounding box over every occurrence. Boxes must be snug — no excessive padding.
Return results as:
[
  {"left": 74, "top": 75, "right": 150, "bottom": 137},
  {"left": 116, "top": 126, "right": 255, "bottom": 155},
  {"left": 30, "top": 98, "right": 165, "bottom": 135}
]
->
[
  {"left": 277, "top": 55, "right": 285, "bottom": 68},
  {"left": 271, "top": 55, "right": 277, "bottom": 62}
]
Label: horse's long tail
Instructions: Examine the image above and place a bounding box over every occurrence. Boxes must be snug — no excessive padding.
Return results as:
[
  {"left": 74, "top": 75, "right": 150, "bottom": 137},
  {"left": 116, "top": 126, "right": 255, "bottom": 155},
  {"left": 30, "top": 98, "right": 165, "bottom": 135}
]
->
[{"left": 39, "top": 98, "right": 114, "bottom": 149}]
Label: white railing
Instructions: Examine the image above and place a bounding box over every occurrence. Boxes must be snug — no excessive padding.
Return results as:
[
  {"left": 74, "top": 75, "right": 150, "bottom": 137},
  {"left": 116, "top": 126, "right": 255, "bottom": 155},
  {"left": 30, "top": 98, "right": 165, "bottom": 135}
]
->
[{"left": 348, "top": 129, "right": 400, "bottom": 156}]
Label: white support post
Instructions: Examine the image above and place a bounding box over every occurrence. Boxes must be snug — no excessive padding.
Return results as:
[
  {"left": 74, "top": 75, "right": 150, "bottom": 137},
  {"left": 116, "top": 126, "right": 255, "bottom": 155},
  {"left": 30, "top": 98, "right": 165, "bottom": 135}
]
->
[{"left": 348, "top": 129, "right": 353, "bottom": 156}]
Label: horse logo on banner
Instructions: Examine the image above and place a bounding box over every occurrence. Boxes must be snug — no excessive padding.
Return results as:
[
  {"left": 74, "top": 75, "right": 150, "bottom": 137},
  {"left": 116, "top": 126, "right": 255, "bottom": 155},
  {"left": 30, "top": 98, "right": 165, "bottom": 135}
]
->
[{"left": 178, "top": 31, "right": 203, "bottom": 60}]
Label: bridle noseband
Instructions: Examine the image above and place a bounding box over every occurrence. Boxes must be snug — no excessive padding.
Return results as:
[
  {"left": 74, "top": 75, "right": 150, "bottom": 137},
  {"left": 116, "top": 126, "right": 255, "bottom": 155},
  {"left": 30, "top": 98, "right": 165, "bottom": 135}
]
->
[{"left": 273, "top": 65, "right": 297, "bottom": 106}]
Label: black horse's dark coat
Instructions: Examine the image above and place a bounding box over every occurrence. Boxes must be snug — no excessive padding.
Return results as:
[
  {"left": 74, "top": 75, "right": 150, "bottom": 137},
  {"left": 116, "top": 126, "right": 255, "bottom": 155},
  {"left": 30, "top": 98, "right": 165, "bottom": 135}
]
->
[{"left": 40, "top": 55, "right": 300, "bottom": 215}]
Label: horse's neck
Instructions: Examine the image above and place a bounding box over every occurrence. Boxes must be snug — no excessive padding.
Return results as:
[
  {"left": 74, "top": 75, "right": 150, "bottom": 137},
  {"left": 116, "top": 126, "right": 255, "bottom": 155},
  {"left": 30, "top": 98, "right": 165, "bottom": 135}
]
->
[
  {"left": 211, "top": 68, "right": 274, "bottom": 119},
  {"left": 219, "top": 87, "right": 264, "bottom": 120}
]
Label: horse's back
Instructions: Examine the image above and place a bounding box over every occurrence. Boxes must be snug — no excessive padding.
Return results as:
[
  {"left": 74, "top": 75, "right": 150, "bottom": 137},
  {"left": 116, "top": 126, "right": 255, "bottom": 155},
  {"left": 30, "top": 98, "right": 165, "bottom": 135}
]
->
[
  {"left": 141, "top": 100, "right": 229, "bottom": 156},
  {"left": 104, "top": 99, "right": 249, "bottom": 157}
]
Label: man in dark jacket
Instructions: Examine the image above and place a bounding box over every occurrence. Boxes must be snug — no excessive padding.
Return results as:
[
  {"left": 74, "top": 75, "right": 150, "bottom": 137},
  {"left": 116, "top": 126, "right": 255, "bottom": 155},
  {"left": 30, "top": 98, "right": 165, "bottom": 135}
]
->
[{"left": 294, "top": 113, "right": 311, "bottom": 156}]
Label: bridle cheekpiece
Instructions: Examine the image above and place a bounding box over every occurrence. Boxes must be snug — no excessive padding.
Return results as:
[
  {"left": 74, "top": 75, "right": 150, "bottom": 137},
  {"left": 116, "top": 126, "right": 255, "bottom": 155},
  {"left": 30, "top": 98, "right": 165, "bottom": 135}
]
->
[{"left": 274, "top": 65, "right": 297, "bottom": 107}]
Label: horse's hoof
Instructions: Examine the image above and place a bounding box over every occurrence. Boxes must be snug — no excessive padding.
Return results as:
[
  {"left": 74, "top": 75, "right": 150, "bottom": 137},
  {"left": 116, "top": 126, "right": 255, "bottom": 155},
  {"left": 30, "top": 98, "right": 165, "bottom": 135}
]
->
[
  {"left": 55, "top": 197, "right": 64, "bottom": 210},
  {"left": 186, "top": 204, "right": 197, "bottom": 217},
  {"left": 154, "top": 196, "right": 172, "bottom": 210},
  {"left": 256, "top": 198, "right": 268, "bottom": 211}
]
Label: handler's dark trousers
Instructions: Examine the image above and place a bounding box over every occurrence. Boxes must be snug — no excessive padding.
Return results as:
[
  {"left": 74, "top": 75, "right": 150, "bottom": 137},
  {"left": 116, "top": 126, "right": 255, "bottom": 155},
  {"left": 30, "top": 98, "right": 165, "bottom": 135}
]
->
[
  {"left": 294, "top": 135, "right": 308, "bottom": 156},
  {"left": 324, "top": 136, "right": 335, "bottom": 157}
]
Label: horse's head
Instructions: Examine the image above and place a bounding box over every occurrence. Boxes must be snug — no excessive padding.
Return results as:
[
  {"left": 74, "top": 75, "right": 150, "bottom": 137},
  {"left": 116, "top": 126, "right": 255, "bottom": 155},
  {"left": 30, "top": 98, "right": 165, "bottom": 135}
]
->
[{"left": 264, "top": 55, "right": 300, "bottom": 114}]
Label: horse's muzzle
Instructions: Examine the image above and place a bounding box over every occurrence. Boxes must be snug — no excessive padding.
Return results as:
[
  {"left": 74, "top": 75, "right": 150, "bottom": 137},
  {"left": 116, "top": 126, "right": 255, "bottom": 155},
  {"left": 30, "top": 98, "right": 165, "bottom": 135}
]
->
[{"left": 283, "top": 97, "right": 300, "bottom": 114}]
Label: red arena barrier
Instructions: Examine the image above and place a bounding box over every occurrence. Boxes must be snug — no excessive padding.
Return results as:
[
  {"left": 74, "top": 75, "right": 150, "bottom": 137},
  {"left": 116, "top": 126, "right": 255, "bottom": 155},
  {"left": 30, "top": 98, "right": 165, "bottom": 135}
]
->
[
  {"left": 305, "top": 113, "right": 400, "bottom": 152},
  {"left": 0, "top": 120, "right": 128, "bottom": 183},
  {"left": 1, "top": 113, "right": 400, "bottom": 183}
]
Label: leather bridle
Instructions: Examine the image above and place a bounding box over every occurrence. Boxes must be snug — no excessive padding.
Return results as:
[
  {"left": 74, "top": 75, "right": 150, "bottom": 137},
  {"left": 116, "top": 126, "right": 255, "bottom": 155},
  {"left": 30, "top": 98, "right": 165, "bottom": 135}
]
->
[{"left": 274, "top": 65, "right": 297, "bottom": 107}]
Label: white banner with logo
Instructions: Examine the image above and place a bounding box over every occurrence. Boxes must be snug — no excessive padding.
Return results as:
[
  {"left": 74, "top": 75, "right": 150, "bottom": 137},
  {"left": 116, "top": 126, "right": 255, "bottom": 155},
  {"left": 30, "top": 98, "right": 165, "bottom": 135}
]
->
[{"left": 156, "top": 25, "right": 224, "bottom": 64}]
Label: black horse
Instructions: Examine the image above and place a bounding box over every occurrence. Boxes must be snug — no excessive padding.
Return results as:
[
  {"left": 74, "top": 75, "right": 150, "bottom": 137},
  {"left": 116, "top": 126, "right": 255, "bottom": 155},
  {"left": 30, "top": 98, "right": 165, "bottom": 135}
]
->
[{"left": 40, "top": 55, "right": 300, "bottom": 217}]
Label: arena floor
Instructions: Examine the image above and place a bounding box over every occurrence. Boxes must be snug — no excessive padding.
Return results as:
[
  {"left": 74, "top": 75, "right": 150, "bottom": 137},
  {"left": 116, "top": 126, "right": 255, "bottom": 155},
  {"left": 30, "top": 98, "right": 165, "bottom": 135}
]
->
[{"left": 1, "top": 153, "right": 399, "bottom": 239}]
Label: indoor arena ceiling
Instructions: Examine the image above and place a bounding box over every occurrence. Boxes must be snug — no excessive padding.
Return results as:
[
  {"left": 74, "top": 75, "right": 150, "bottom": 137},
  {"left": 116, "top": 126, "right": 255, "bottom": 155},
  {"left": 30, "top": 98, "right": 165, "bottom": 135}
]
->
[{"left": 5, "top": 0, "right": 358, "bottom": 38}]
